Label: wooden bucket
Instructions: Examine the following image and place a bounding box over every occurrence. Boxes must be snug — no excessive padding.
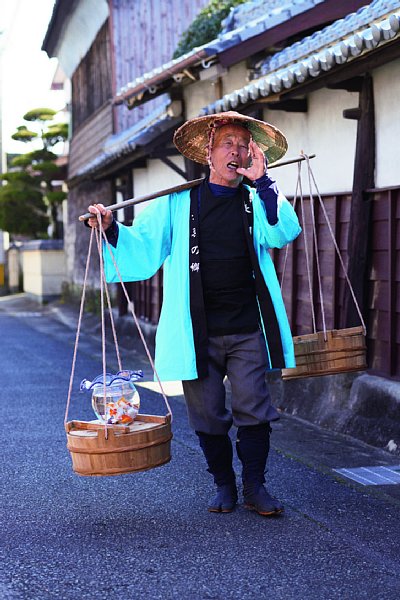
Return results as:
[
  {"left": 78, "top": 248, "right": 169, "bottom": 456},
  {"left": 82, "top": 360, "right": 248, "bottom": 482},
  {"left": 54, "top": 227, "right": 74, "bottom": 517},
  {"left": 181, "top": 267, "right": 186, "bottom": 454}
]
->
[
  {"left": 281, "top": 326, "right": 367, "bottom": 380},
  {"left": 65, "top": 414, "right": 172, "bottom": 476}
]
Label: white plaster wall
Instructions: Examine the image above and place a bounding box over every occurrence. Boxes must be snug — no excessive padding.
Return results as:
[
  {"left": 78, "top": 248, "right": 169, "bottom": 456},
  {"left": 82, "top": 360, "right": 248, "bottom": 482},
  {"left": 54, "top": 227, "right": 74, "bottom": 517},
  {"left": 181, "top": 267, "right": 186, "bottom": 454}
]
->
[
  {"left": 184, "top": 80, "right": 218, "bottom": 119},
  {"left": 7, "top": 248, "right": 20, "bottom": 290},
  {"left": 184, "top": 63, "right": 247, "bottom": 120},
  {"left": 50, "top": 0, "right": 109, "bottom": 77},
  {"left": 133, "top": 156, "right": 186, "bottom": 216},
  {"left": 374, "top": 58, "right": 400, "bottom": 189},
  {"left": 261, "top": 88, "right": 359, "bottom": 197},
  {"left": 0, "top": 231, "right": 5, "bottom": 263},
  {"left": 222, "top": 62, "right": 248, "bottom": 95},
  {"left": 22, "top": 249, "right": 66, "bottom": 298},
  {"left": 23, "top": 251, "right": 43, "bottom": 296}
]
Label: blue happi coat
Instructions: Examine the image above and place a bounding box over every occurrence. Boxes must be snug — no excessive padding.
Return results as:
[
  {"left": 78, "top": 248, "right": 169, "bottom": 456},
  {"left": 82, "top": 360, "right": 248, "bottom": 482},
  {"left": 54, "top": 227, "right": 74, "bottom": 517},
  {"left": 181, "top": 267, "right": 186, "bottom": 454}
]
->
[{"left": 103, "top": 185, "right": 301, "bottom": 381}]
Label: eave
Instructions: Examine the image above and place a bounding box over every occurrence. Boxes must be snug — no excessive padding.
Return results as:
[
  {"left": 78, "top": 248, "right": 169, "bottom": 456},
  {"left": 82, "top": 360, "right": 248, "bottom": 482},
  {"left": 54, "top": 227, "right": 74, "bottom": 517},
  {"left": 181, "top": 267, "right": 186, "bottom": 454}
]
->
[
  {"left": 68, "top": 108, "right": 182, "bottom": 186},
  {"left": 201, "top": 7, "right": 400, "bottom": 115},
  {"left": 218, "top": 0, "right": 369, "bottom": 68},
  {"left": 42, "top": 0, "right": 79, "bottom": 55},
  {"left": 113, "top": 47, "right": 213, "bottom": 110},
  {"left": 113, "top": 0, "right": 359, "bottom": 111}
]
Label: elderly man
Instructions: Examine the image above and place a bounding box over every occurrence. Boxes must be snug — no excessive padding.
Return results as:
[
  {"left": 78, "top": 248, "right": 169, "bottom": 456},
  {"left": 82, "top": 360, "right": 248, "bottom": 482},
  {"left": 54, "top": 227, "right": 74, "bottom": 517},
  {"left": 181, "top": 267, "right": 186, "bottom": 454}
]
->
[{"left": 88, "top": 111, "right": 301, "bottom": 517}]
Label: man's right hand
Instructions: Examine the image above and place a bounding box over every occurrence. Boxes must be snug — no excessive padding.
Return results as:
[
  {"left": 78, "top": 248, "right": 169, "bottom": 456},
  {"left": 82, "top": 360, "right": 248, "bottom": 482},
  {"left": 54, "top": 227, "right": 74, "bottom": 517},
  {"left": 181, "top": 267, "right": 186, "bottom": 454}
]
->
[{"left": 87, "top": 203, "right": 113, "bottom": 230}]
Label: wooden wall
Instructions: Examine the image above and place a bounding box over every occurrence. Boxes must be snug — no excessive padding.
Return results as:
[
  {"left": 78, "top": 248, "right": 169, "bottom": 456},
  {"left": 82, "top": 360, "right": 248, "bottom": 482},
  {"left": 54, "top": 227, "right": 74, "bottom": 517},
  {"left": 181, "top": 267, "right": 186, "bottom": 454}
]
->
[
  {"left": 110, "top": 0, "right": 209, "bottom": 133},
  {"left": 277, "top": 189, "right": 400, "bottom": 380},
  {"left": 275, "top": 193, "right": 351, "bottom": 337},
  {"left": 134, "top": 188, "right": 400, "bottom": 381},
  {"left": 71, "top": 21, "right": 112, "bottom": 132},
  {"left": 366, "top": 187, "right": 400, "bottom": 378},
  {"left": 68, "top": 103, "right": 113, "bottom": 180}
]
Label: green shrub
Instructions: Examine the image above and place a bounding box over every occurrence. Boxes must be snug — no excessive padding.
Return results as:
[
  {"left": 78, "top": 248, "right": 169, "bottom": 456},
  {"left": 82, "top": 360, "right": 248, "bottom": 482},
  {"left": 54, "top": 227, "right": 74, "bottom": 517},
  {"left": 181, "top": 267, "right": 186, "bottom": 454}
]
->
[
  {"left": 173, "top": 0, "right": 247, "bottom": 59},
  {"left": 1, "top": 107, "right": 68, "bottom": 239}
]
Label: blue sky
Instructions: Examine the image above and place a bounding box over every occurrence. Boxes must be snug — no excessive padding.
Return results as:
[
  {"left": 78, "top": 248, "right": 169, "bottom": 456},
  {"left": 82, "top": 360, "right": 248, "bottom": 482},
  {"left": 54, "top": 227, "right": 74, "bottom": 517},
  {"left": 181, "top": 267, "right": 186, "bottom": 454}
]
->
[{"left": 0, "top": 0, "right": 65, "bottom": 154}]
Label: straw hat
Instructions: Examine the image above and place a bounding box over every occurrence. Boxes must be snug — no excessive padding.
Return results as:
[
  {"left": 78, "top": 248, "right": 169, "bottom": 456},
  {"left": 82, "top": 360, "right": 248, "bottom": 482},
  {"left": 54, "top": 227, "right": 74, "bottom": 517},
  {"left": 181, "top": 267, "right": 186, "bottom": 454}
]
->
[{"left": 173, "top": 111, "right": 288, "bottom": 165}]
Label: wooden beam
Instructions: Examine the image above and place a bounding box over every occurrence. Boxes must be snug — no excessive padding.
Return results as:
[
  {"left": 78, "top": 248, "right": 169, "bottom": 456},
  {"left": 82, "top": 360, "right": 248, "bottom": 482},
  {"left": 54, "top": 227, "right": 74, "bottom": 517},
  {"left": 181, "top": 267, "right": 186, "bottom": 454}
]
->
[
  {"left": 328, "top": 77, "right": 364, "bottom": 92},
  {"left": 79, "top": 154, "right": 316, "bottom": 221},
  {"left": 342, "top": 73, "right": 375, "bottom": 329},
  {"left": 150, "top": 148, "right": 182, "bottom": 158},
  {"left": 343, "top": 107, "right": 362, "bottom": 120},
  {"left": 131, "top": 158, "right": 147, "bottom": 169},
  {"left": 263, "top": 98, "right": 308, "bottom": 112}
]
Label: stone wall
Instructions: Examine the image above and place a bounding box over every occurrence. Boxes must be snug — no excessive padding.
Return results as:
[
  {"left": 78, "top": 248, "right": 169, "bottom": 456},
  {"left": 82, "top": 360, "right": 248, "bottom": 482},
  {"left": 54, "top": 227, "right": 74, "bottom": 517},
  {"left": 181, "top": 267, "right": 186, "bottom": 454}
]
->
[{"left": 66, "top": 179, "right": 113, "bottom": 287}]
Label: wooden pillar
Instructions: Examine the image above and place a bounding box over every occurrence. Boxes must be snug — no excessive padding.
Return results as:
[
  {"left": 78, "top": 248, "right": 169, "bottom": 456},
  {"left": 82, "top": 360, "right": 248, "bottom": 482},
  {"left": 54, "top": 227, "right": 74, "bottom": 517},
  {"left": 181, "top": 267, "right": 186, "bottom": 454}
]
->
[{"left": 342, "top": 73, "right": 375, "bottom": 328}]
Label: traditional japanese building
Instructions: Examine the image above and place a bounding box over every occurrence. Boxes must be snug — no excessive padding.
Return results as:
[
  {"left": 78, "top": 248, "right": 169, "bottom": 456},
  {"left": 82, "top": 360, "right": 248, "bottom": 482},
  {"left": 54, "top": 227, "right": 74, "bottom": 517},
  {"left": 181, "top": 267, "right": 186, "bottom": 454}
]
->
[{"left": 43, "top": 0, "right": 400, "bottom": 450}]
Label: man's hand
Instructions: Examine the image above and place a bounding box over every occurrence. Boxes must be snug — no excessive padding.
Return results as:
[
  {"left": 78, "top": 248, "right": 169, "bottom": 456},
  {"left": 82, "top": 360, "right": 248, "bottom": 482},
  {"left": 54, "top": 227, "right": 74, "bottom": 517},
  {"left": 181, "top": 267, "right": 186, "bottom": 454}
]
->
[
  {"left": 87, "top": 203, "right": 113, "bottom": 230},
  {"left": 236, "top": 139, "right": 267, "bottom": 181}
]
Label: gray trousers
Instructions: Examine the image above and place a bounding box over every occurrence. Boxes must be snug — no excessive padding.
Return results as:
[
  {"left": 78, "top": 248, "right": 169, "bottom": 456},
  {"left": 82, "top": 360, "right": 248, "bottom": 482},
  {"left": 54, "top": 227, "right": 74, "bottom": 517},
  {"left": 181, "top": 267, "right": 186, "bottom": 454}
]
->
[{"left": 182, "top": 331, "right": 279, "bottom": 435}]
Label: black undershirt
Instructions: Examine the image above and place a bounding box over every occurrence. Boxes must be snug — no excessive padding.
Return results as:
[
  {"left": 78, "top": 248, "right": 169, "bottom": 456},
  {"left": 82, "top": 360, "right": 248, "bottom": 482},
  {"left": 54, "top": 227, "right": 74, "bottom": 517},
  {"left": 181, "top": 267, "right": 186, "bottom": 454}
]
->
[{"left": 200, "top": 182, "right": 259, "bottom": 336}]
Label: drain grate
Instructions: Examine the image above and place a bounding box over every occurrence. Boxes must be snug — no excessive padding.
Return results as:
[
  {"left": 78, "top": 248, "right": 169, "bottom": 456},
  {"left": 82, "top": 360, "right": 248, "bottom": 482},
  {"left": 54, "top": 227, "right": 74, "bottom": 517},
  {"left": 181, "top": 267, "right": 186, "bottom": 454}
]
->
[{"left": 333, "top": 465, "right": 400, "bottom": 485}]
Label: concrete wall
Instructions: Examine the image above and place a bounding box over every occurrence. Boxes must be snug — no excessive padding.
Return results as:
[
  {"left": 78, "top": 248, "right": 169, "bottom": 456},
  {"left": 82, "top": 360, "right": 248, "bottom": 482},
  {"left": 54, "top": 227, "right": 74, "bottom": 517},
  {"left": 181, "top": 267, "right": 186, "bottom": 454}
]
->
[{"left": 22, "top": 240, "right": 66, "bottom": 303}]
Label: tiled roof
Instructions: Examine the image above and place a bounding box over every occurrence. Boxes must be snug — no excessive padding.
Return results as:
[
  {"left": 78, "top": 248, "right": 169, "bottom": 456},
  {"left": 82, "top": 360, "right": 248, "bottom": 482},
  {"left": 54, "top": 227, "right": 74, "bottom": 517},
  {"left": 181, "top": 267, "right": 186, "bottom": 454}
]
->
[
  {"left": 114, "top": 0, "right": 324, "bottom": 107},
  {"left": 256, "top": 0, "right": 400, "bottom": 76},
  {"left": 220, "top": 0, "right": 323, "bottom": 34},
  {"left": 80, "top": 0, "right": 400, "bottom": 179},
  {"left": 201, "top": 0, "right": 400, "bottom": 115},
  {"left": 70, "top": 102, "right": 182, "bottom": 181}
]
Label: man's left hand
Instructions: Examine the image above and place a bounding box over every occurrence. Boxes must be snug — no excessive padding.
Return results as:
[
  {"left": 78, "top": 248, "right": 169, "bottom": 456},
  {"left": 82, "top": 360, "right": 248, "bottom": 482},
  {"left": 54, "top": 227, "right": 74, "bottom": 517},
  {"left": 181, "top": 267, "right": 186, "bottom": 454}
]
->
[{"left": 236, "top": 140, "right": 267, "bottom": 181}]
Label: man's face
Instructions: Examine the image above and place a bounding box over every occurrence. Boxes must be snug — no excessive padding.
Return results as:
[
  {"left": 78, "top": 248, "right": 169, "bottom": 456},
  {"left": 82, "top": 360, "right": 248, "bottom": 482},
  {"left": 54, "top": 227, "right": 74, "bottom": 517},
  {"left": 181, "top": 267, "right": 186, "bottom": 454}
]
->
[{"left": 209, "top": 124, "right": 251, "bottom": 187}]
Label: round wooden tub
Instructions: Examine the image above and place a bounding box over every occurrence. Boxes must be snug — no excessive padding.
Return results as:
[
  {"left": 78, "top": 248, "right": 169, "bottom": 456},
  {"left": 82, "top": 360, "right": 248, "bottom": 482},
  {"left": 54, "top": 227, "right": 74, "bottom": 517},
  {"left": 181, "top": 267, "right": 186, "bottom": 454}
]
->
[
  {"left": 65, "top": 414, "right": 172, "bottom": 476},
  {"left": 281, "top": 326, "right": 367, "bottom": 380}
]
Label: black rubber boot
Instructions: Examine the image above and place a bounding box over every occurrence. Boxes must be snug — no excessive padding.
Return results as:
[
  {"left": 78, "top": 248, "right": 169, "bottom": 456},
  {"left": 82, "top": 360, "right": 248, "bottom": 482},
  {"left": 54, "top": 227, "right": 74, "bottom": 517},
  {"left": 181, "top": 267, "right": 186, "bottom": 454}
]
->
[
  {"left": 196, "top": 431, "right": 238, "bottom": 513},
  {"left": 236, "top": 423, "right": 284, "bottom": 517}
]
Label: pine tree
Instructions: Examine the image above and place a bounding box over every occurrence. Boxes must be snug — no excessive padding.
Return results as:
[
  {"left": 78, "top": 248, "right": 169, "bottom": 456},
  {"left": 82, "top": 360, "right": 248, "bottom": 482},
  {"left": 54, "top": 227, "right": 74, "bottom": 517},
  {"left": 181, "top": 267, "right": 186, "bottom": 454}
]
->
[{"left": 0, "top": 108, "right": 68, "bottom": 239}]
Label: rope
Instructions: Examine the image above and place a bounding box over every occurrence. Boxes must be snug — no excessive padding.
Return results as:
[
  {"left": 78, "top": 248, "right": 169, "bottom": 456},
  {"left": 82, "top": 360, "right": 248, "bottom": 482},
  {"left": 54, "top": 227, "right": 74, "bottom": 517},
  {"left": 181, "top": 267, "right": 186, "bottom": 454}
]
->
[
  {"left": 66, "top": 208, "right": 172, "bottom": 430},
  {"left": 280, "top": 166, "right": 300, "bottom": 289},
  {"left": 304, "top": 153, "right": 327, "bottom": 339},
  {"left": 64, "top": 227, "right": 95, "bottom": 426},
  {"left": 103, "top": 273, "right": 123, "bottom": 373},
  {"left": 95, "top": 221, "right": 109, "bottom": 439},
  {"left": 100, "top": 228, "right": 173, "bottom": 420},
  {"left": 95, "top": 224, "right": 123, "bottom": 373},
  {"left": 304, "top": 155, "right": 367, "bottom": 335},
  {"left": 298, "top": 161, "right": 317, "bottom": 332}
]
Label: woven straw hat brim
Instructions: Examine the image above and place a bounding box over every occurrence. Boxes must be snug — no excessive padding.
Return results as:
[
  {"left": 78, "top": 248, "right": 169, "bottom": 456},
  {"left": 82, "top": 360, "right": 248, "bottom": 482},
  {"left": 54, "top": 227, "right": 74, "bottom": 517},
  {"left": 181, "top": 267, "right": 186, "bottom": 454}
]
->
[{"left": 173, "top": 111, "right": 288, "bottom": 165}]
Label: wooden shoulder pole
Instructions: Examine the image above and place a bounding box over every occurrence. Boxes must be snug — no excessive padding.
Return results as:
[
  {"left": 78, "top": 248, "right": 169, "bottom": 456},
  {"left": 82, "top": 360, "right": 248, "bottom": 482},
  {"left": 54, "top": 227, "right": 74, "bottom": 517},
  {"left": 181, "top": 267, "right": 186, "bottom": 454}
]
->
[{"left": 78, "top": 153, "right": 315, "bottom": 222}]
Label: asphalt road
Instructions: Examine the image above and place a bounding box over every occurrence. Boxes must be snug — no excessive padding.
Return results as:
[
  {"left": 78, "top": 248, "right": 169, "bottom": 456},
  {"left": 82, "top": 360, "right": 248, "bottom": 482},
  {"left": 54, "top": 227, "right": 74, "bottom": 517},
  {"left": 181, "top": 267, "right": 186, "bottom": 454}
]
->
[{"left": 1, "top": 296, "right": 400, "bottom": 600}]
